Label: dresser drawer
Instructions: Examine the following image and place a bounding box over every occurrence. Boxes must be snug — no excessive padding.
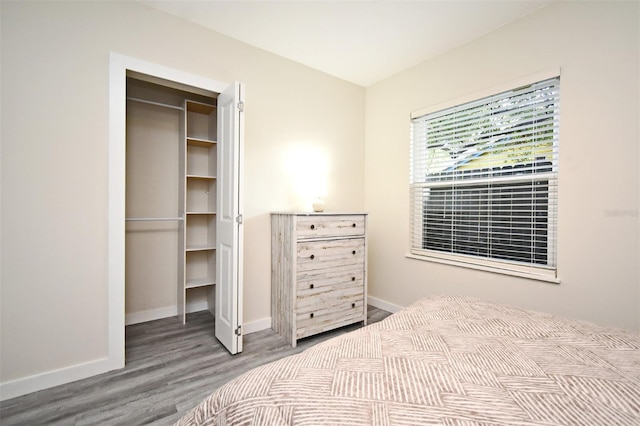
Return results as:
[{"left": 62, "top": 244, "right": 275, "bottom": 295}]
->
[
  {"left": 296, "top": 215, "right": 365, "bottom": 239},
  {"left": 297, "top": 268, "right": 364, "bottom": 293},
  {"left": 296, "top": 279, "right": 364, "bottom": 313},
  {"left": 296, "top": 295, "right": 365, "bottom": 339},
  {"left": 296, "top": 238, "right": 364, "bottom": 273}
]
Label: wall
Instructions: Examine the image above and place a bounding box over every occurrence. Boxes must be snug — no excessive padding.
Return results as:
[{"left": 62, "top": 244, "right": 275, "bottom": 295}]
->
[
  {"left": 365, "top": 1, "right": 639, "bottom": 331},
  {"left": 0, "top": 1, "right": 365, "bottom": 389}
]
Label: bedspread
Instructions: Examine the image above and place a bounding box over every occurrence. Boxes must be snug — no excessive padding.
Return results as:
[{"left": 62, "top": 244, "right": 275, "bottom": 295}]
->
[{"left": 177, "top": 295, "right": 640, "bottom": 425}]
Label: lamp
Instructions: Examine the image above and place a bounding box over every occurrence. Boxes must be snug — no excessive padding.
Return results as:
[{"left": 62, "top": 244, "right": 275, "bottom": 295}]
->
[{"left": 312, "top": 198, "right": 325, "bottom": 212}]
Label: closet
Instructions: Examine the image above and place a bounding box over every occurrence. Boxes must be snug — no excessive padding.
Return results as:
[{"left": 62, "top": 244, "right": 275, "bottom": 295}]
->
[{"left": 124, "top": 73, "right": 244, "bottom": 354}]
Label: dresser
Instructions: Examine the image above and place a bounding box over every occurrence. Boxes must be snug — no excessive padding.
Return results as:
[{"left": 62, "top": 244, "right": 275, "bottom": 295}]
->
[{"left": 271, "top": 213, "right": 368, "bottom": 347}]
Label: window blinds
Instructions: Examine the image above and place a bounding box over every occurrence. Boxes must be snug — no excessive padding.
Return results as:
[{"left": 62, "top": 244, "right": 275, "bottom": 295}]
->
[{"left": 410, "top": 76, "right": 559, "bottom": 277}]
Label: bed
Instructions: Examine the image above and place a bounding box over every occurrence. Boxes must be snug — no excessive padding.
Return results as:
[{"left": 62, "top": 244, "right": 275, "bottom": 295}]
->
[{"left": 177, "top": 295, "right": 640, "bottom": 425}]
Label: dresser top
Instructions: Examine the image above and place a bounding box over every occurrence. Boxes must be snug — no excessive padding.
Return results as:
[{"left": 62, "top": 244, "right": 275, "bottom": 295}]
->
[{"left": 271, "top": 212, "right": 368, "bottom": 216}]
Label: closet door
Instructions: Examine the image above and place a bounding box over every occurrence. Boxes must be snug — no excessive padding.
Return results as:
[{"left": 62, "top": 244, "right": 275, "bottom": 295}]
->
[{"left": 215, "top": 82, "right": 244, "bottom": 354}]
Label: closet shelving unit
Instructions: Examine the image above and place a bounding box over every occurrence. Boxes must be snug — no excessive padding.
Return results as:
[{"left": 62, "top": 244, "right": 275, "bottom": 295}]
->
[{"left": 180, "top": 100, "right": 218, "bottom": 323}]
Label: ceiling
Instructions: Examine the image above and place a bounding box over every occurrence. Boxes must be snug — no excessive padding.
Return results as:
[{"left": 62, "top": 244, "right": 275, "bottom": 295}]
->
[{"left": 141, "top": 1, "right": 552, "bottom": 87}]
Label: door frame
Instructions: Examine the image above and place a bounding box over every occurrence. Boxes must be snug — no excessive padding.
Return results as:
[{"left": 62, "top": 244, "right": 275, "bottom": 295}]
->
[{"left": 108, "top": 53, "right": 229, "bottom": 369}]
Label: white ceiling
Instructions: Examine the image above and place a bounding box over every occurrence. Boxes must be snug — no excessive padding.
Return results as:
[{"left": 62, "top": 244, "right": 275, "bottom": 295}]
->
[{"left": 141, "top": 0, "right": 552, "bottom": 87}]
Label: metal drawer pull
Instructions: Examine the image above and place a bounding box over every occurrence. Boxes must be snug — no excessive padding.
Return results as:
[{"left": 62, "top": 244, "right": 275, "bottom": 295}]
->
[
  {"left": 310, "top": 284, "right": 314, "bottom": 289},
  {"left": 310, "top": 313, "right": 314, "bottom": 318},
  {"left": 310, "top": 224, "right": 315, "bottom": 230},
  {"left": 352, "top": 303, "right": 356, "bottom": 308},
  {"left": 352, "top": 223, "right": 356, "bottom": 227},
  {"left": 352, "top": 250, "right": 356, "bottom": 255},
  {"left": 352, "top": 276, "right": 355, "bottom": 281},
  {"left": 310, "top": 254, "right": 315, "bottom": 260}
]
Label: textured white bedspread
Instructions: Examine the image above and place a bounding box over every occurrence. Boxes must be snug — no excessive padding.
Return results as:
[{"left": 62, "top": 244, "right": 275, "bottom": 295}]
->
[{"left": 177, "top": 295, "right": 640, "bottom": 425}]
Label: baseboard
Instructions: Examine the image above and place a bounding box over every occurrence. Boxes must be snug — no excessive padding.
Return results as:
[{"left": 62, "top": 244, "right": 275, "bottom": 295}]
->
[
  {"left": 367, "top": 295, "right": 403, "bottom": 314},
  {"left": 243, "top": 317, "right": 272, "bottom": 334},
  {"left": 125, "top": 301, "right": 209, "bottom": 325},
  {"left": 126, "top": 303, "right": 272, "bottom": 336},
  {"left": 0, "top": 357, "right": 115, "bottom": 402}
]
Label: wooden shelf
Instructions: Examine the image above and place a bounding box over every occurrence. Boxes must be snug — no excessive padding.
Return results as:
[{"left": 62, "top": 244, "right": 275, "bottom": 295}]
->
[
  {"left": 187, "top": 143, "right": 216, "bottom": 176},
  {"left": 187, "top": 174, "right": 216, "bottom": 180},
  {"left": 187, "top": 137, "right": 216, "bottom": 147},
  {"left": 186, "top": 178, "right": 216, "bottom": 212},
  {"left": 186, "top": 244, "right": 216, "bottom": 252},
  {"left": 185, "top": 250, "right": 215, "bottom": 290},
  {"left": 186, "top": 278, "right": 215, "bottom": 289},
  {"left": 186, "top": 215, "right": 215, "bottom": 250},
  {"left": 186, "top": 101, "right": 215, "bottom": 115},
  {"left": 181, "top": 97, "right": 218, "bottom": 324}
]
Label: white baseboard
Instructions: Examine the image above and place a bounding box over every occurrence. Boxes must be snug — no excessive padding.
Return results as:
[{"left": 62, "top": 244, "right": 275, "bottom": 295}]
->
[
  {"left": 126, "top": 304, "right": 272, "bottom": 335},
  {"left": 367, "top": 295, "right": 403, "bottom": 314},
  {"left": 125, "top": 301, "right": 209, "bottom": 325},
  {"left": 0, "top": 357, "right": 115, "bottom": 402},
  {"left": 1, "top": 311, "right": 271, "bottom": 402},
  {"left": 243, "top": 317, "right": 271, "bottom": 334}
]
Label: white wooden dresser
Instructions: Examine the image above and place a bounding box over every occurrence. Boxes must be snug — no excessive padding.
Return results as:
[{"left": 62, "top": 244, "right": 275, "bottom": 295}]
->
[{"left": 271, "top": 213, "right": 368, "bottom": 347}]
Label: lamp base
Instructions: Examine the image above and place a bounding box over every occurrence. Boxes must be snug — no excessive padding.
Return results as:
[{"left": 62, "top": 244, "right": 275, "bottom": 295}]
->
[{"left": 312, "top": 198, "right": 325, "bottom": 212}]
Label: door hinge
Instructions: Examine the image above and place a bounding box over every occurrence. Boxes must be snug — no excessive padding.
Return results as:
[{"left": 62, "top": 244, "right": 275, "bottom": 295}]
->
[
  {"left": 235, "top": 326, "right": 242, "bottom": 336},
  {"left": 236, "top": 214, "right": 243, "bottom": 224},
  {"left": 237, "top": 101, "right": 244, "bottom": 112}
]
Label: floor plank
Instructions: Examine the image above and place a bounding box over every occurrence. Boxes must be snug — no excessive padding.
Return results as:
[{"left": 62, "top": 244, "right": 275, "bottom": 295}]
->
[{"left": 0, "top": 306, "right": 391, "bottom": 425}]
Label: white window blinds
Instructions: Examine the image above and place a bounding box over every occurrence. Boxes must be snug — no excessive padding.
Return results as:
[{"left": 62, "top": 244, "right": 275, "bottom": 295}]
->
[{"left": 410, "top": 76, "right": 559, "bottom": 279}]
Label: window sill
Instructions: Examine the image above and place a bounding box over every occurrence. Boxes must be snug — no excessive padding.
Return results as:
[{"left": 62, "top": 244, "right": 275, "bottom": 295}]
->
[{"left": 405, "top": 253, "right": 560, "bottom": 284}]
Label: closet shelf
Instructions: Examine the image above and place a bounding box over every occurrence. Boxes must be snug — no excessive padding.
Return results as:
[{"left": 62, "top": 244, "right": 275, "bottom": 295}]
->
[
  {"left": 187, "top": 174, "right": 217, "bottom": 180},
  {"left": 126, "top": 217, "right": 183, "bottom": 222},
  {"left": 127, "top": 96, "right": 184, "bottom": 111},
  {"left": 186, "top": 278, "right": 215, "bottom": 289},
  {"left": 186, "top": 102, "right": 216, "bottom": 115},
  {"left": 186, "top": 244, "right": 216, "bottom": 252},
  {"left": 187, "top": 137, "right": 217, "bottom": 147},
  {"left": 182, "top": 97, "right": 218, "bottom": 324}
]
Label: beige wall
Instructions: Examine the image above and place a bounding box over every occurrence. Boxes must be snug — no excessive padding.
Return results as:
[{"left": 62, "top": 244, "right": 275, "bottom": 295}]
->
[
  {"left": 0, "top": 1, "right": 364, "bottom": 383},
  {"left": 365, "top": 1, "right": 639, "bottom": 331}
]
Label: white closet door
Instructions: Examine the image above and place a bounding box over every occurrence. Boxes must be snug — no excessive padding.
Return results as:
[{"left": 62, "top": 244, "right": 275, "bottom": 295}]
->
[{"left": 215, "top": 82, "right": 244, "bottom": 354}]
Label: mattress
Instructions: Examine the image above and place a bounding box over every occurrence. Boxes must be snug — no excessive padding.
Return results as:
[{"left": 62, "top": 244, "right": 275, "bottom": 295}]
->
[{"left": 177, "top": 295, "right": 640, "bottom": 425}]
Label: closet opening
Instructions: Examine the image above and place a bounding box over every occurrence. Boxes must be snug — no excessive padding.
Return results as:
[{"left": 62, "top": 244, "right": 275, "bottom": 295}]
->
[
  {"left": 124, "top": 72, "right": 218, "bottom": 339},
  {"left": 109, "top": 54, "right": 244, "bottom": 372}
]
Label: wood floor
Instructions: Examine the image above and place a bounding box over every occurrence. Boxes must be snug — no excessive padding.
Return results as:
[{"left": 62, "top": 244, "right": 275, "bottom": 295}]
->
[{"left": 0, "top": 306, "right": 390, "bottom": 426}]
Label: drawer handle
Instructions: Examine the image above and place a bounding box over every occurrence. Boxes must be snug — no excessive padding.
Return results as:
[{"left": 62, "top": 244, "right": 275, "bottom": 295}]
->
[
  {"left": 351, "top": 303, "right": 356, "bottom": 308},
  {"left": 352, "top": 276, "right": 356, "bottom": 281},
  {"left": 310, "top": 224, "right": 315, "bottom": 230},
  {"left": 310, "top": 313, "right": 314, "bottom": 318},
  {"left": 310, "top": 254, "right": 315, "bottom": 260},
  {"left": 352, "top": 223, "right": 356, "bottom": 228},
  {"left": 352, "top": 250, "right": 356, "bottom": 255},
  {"left": 309, "top": 284, "right": 314, "bottom": 289}
]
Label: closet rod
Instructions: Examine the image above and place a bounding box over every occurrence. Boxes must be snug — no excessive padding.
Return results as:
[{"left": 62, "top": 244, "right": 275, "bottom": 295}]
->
[
  {"left": 126, "top": 217, "right": 184, "bottom": 222},
  {"left": 126, "top": 97, "right": 184, "bottom": 111}
]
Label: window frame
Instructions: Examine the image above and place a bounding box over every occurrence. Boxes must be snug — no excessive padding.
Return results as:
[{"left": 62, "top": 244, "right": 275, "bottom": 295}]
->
[{"left": 408, "top": 69, "right": 560, "bottom": 283}]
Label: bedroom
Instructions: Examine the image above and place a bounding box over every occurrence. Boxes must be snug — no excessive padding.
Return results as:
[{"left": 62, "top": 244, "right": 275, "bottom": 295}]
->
[{"left": 1, "top": 0, "right": 638, "bottom": 422}]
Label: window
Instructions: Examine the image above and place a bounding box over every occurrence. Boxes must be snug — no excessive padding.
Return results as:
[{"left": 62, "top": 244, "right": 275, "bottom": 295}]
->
[{"left": 410, "top": 75, "right": 559, "bottom": 281}]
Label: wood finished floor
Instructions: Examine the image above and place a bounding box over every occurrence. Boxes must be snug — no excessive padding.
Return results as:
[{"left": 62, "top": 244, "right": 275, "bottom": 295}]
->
[{"left": 0, "top": 306, "right": 391, "bottom": 426}]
